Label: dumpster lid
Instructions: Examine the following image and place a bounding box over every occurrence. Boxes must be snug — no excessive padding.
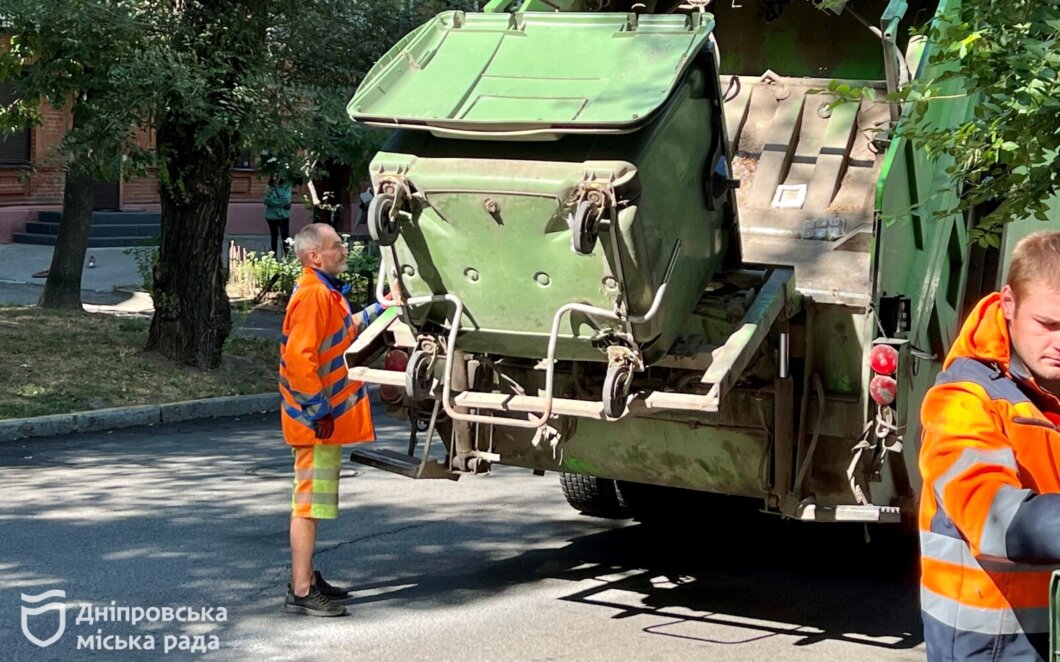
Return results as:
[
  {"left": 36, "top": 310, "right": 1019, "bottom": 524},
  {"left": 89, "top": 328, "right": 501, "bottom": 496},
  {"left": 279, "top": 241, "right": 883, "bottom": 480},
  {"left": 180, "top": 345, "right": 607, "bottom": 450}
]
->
[{"left": 348, "top": 11, "right": 715, "bottom": 140}]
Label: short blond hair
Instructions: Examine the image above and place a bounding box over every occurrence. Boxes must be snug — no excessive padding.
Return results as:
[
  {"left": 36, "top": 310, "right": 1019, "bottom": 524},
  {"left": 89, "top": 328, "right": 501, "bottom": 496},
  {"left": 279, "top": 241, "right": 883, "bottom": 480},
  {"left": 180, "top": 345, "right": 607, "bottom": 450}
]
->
[{"left": 1007, "top": 231, "right": 1060, "bottom": 300}]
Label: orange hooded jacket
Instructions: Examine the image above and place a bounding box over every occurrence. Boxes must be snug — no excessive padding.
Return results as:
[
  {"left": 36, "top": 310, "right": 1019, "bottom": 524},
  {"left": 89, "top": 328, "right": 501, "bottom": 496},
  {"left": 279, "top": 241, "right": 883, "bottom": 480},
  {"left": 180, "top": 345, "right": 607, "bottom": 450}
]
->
[
  {"left": 279, "top": 267, "right": 379, "bottom": 446},
  {"left": 919, "top": 293, "right": 1060, "bottom": 661}
]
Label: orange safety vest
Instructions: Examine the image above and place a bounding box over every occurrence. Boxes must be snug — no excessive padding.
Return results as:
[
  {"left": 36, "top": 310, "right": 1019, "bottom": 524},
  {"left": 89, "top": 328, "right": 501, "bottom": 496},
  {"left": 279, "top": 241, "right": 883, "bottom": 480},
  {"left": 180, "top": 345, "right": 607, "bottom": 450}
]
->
[
  {"left": 919, "top": 293, "right": 1060, "bottom": 661},
  {"left": 279, "top": 267, "right": 375, "bottom": 446}
]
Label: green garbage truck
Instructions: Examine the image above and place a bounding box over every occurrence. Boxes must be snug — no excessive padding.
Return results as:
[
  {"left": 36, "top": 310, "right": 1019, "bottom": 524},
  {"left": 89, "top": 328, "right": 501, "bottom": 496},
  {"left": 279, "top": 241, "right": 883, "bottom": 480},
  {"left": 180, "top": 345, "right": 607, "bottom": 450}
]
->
[{"left": 342, "top": 0, "right": 1059, "bottom": 526}]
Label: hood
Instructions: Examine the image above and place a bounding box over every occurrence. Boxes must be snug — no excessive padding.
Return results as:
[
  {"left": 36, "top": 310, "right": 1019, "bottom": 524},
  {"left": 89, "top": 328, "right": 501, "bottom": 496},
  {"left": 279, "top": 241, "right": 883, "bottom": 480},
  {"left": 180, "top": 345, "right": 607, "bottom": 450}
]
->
[{"left": 944, "top": 292, "right": 1011, "bottom": 371}]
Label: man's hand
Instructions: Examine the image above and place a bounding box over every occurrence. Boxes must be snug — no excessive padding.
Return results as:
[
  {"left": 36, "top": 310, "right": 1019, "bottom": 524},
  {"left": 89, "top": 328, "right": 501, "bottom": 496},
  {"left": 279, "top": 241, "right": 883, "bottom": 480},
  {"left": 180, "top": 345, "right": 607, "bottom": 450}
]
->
[{"left": 314, "top": 414, "right": 335, "bottom": 440}]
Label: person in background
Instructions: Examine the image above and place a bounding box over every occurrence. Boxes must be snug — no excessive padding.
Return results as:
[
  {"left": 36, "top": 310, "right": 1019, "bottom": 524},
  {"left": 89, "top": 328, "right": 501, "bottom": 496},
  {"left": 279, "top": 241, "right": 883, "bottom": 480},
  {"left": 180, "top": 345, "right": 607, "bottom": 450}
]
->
[{"left": 264, "top": 175, "right": 293, "bottom": 258}]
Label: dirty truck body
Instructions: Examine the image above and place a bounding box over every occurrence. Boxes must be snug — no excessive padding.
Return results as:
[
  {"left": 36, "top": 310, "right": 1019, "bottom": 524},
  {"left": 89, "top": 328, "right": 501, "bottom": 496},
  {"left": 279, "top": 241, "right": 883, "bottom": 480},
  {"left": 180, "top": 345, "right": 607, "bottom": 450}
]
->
[{"left": 343, "top": 0, "right": 1055, "bottom": 525}]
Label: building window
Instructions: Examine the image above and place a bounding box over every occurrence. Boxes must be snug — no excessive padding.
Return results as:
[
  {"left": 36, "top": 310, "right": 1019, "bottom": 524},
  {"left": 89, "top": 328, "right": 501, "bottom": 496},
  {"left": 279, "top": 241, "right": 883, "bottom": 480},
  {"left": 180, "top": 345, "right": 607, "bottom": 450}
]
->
[
  {"left": 0, "top": 80, "right": 31, "bottom": 166},
  {"left": 233, "top": 150, "right": 254, "bottom": 171}
]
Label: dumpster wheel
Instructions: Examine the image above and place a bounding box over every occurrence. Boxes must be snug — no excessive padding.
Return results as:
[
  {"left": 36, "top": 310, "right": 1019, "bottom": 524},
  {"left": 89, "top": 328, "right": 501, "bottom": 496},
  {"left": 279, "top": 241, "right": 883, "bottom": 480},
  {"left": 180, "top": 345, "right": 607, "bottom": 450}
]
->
[
  {"left": 572, "top": 200, "right": 603, "bottom": 255},
  {"left": 405, "top": 349, "right": 433, "bottom": 401},
  {"left": 603, "top": 362, "right": 633, "bottom": 419},
  {"left": 368, "top": 193, "right": 400, "bottom": 246}
]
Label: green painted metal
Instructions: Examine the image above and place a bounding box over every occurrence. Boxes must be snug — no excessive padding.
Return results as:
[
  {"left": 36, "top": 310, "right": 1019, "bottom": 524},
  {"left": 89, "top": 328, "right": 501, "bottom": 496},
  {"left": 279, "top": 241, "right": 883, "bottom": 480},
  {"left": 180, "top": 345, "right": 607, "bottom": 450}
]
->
[
  {"left": 563, "top": 416, "right": 770, "bottom": 496},
  {"left": 350, "top": 0, "right": 1060, "bottom": 515},
  {"left": 348, "top": 11, "right": 714, "bottom": 138},
  {"left": 357, "top": 16, "right": 731, "bottom": 363},
  {"left": 1051, "top": 570, "right": 1060, "bottom": 660}
]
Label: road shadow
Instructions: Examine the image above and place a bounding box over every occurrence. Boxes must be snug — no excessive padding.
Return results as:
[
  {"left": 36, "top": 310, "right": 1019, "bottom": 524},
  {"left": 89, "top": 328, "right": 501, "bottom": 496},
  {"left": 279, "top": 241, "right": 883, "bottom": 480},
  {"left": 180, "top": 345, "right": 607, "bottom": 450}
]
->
[{"left": 338, "top": 504, "right": 922, "bottom": 652}]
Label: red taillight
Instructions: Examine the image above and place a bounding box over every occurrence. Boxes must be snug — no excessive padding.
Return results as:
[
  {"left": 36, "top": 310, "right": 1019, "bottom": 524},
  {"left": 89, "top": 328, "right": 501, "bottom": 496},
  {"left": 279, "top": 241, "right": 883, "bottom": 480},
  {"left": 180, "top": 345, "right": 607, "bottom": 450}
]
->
[
  {"left": 380, "top": 349, "right": 409, "bottom": 404},
  {"left": 870, "top": 375, "right": 898, "bottom": 406},
  {"left": 384, "top": 348, "right": 409, "bottom": 372},
  {"left": 870, "top": 344, "right": 899, "bottom": 375}
]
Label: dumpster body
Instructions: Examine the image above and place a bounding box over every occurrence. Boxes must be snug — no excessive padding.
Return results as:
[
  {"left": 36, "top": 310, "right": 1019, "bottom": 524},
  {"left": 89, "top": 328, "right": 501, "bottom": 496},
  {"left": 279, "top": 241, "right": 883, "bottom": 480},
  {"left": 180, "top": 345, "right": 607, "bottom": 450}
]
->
[{"left": 344, "top": 0, "right": 1060, "bottom": 528}]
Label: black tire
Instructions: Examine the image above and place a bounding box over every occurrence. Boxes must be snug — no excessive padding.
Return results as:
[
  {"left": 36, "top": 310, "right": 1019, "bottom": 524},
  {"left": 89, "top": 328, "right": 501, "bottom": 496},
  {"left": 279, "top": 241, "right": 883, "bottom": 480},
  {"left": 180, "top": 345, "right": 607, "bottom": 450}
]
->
[
  {"left": 602, "top": 362, "right": 633, "bottom": 419},
  {"left": 560, "top": 473, "right": 631, "bottom": 519},
  {"left": 368, "top": 193, "right": 399, "bottom": 246},
  {"left": 571, "top": 200, "right": 602, "bottom": 255},
  {"left": 404, "top": 349, "right": 433, "bottom": 401}
]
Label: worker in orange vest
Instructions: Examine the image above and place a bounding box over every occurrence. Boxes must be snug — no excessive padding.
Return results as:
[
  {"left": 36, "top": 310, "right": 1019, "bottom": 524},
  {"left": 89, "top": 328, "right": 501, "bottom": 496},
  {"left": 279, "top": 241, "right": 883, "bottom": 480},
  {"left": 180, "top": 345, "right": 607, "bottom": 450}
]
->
[
  {"left": 280, "top": 222, "right": 382, "bottom": 617},
  {"left": 919, "top": 231, "right": 1060, "bottom": 660}
]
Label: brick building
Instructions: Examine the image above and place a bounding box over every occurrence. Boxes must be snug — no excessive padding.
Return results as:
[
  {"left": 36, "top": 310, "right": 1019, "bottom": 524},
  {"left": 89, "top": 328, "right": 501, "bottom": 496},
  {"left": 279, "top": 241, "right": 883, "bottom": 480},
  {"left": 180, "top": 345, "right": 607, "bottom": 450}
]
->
[{"left": 0, "top": 83, "right": 362, "bottom": 245}]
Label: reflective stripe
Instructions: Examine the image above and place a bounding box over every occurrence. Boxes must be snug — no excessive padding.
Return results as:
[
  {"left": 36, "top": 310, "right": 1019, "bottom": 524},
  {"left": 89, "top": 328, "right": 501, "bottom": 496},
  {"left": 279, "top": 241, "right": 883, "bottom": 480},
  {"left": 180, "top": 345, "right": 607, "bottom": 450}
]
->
[
  {"left": 979, "top": 486, "right": 1034, "bottom": 560},
  {"left": 934, "top": 448, "right": 1017, "bottom": 504},
  {"left": 282, "top": 403, "right": 317, "bottom": 430},
  {"left": 279, "top": 379, "right": 327, "bottom": 408},
  {"left": 320, "top": 327, "right": 347, "bottom": 353},
  {"left": 295, "top": 468, "right": 340, "bottom": 481},
  {"left": 330, "top": 398, "right": 351, "bottom": 420},
  {"left": 935, "top": 357, "right": 1031, "bottom": 405},
  {"left": 293, "top": 492, "right": 339, "bottom": 506},
  {"left": 319, "top": 356, "right": 346, "bottom": 378},
  {"left": 921, "top": 530, "right": 968, "bottom": 566},
  {"left": 921, "top": 587, "right": 1049, "bottom": 635},
  {"left": 920, "top": 530, "right": 1046, "bottom": 573},
  {"left": 324, "top": 375, "right": 349, "bottom": 399}
]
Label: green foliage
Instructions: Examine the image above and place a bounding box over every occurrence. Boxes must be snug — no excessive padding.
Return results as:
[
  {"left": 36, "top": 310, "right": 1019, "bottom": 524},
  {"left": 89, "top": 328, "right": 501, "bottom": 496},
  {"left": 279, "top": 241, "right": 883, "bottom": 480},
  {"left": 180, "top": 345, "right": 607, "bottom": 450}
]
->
[
  {"left": 0, "top": 0, "right": 481, "bottom": 193},
  {"left": 231, "top": 238, "right": 379, "bottom": 305},
  {"left": 123, "top": 243, "right": 160, "bottom": 294},
  {"left": 0, "top": 0, "right": 155, "bottom": 179},
  {"left": 814, "top": 0, "right": 1060, "bottom": 242}
]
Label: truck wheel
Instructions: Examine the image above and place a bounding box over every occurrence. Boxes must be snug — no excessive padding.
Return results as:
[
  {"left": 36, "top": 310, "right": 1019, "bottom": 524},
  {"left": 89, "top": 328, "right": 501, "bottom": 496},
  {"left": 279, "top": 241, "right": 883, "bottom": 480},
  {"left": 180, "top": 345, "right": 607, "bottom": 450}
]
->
[
  {"left": 560, "top": 473, "right": 631, "bottom": 519},
  {"left": 571, "top": 200, "right": 602, "bottom": 255},
  {"left": 368, "top": 193, "right": 400, "bottom": 246}
]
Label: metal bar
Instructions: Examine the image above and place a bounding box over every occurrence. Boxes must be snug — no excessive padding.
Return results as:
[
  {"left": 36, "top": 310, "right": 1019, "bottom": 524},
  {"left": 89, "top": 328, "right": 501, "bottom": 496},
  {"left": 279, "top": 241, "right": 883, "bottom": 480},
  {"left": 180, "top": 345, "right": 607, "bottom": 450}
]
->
[
  {"left": 416, "top": 398, "right": 443, "bottom": 478},
  {"left": 348, "top": 366, "right": 405, "bottom": 387},
  {"left": 453, "top": 389, "right": 721, "bottom": 417},
  {"left": 640, "top": 391, "right": 718, "bottom": 412},
  {"left": 454, "top": 392, "right": 607, "bottom": 419},
  {"left": 347, "top": 307, "right": 399, "bottom": 355},
  {"left": 700, "top": 269, "right": 794, "bottom": 407}
]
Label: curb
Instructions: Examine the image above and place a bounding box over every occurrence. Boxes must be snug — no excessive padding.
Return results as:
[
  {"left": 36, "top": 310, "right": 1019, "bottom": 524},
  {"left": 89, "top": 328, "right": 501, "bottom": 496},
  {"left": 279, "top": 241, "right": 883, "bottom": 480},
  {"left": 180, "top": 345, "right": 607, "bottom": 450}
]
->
[{"left": 0, "top": 393, "right": 281, "bottom": 443}]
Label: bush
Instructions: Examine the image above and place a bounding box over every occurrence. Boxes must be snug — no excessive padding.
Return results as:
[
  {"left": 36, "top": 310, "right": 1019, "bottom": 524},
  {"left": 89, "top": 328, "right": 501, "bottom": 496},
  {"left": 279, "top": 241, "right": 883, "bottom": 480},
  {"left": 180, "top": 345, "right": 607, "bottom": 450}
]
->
[
  {"left": 124, "top": 243, "right": 160, "bottom": 294},
  {"left": 229, "top": 237, "right": 379, "bottom": 306}
]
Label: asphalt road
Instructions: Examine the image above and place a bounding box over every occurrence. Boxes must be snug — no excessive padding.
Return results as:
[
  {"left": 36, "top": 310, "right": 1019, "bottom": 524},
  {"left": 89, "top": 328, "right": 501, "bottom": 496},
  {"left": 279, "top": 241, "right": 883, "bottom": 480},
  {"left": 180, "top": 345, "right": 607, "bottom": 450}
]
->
[{"left": 0, "top": 407, "right": 926, "bottom": 661}]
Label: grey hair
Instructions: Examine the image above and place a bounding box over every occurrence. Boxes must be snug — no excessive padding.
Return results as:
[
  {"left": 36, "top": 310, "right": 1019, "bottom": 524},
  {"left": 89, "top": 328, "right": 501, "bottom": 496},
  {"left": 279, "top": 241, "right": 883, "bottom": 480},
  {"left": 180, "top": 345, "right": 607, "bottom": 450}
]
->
[{"left": 293, "top": 223, "right": 333, "bottom": 264}]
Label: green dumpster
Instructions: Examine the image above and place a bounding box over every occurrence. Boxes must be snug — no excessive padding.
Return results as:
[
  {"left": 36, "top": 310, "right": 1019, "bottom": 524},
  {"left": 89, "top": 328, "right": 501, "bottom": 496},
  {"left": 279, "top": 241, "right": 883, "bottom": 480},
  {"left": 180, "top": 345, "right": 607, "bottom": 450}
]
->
[{"left": 349, "top": 10, "right": 738, "bottom": 381}]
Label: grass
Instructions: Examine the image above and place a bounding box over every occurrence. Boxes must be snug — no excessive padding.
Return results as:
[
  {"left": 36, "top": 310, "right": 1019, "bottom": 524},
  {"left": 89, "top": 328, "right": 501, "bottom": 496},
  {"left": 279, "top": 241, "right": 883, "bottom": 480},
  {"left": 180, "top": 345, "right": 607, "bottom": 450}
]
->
[{"left": 0, "top": 307, "right": 279, "bottom": 420}]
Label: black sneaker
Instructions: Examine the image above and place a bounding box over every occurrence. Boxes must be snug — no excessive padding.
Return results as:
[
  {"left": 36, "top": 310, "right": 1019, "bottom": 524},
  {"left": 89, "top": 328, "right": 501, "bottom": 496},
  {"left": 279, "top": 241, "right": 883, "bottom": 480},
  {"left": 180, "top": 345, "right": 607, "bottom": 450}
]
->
[
  {"left": 313, "top": 570, "right": 351, "bottom": 599},
  {"left": 283, "top": 584, "right": 346, "bottom": 617}
]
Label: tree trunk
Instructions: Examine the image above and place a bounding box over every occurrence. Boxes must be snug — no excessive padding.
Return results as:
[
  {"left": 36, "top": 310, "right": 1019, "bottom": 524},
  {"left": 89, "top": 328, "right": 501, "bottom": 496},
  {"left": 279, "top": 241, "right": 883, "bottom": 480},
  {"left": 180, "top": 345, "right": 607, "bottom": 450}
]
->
[
  {"left": 145, "top": 0, "right": 268, "bottom": 368},
  {"left": 38, "top": 155, "right": 94, "bottom": 310},
  {"left": 146, "top": 124, "right": 233, "bottom": 369}
]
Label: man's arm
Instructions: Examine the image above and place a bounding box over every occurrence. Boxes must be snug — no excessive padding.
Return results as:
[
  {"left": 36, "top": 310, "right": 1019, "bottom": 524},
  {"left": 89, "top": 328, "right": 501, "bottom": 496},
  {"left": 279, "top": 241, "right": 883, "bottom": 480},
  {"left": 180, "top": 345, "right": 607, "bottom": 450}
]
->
[
  {"left": 264, "top": 185, "right": 285, "bottom": 208},
  {"left": 352, "top": 302, "right": 386, "bottom": 335},
  {"left": 282, "top": 294, "right": 333, "bottom": 425},
  {"left": 921, "top": 383, "right": 1060, "bottom": 563}
]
